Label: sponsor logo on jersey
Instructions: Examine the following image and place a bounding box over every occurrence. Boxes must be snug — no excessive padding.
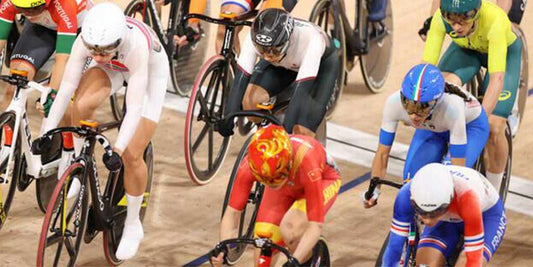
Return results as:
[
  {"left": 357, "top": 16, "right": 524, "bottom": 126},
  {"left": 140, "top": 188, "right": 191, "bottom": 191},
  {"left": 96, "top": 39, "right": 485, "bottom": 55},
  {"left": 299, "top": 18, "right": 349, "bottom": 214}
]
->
[
  {"left": 498, "top": 90, "right": 512, "bottom": 101},
  {"left": 0, "top": 1, "right": 12, "bottom": 15}
]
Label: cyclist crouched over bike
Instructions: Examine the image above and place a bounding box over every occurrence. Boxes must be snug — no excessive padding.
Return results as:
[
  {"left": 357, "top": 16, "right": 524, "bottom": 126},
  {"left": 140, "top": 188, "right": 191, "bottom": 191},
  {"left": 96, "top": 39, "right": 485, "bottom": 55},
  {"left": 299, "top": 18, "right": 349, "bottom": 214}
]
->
[
  {"left": 33, "top": 2, "right": 169, "bottom": 260},
  {"left": 211, "top": 125, "right": 341, "bottom": 266},
  {"left": 218, "top": 8, "right": 340, "bottom": 138},
  {"left": 383, "top": 163, "right": 505, "bottom": 266}
]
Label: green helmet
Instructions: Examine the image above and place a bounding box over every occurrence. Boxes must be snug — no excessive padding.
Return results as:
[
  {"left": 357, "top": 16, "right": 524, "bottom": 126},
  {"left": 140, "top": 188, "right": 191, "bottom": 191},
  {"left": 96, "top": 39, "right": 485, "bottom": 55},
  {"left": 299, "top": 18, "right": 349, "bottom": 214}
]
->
[{"left": 440, "top": 0, "right": 481, "bottom": 16}]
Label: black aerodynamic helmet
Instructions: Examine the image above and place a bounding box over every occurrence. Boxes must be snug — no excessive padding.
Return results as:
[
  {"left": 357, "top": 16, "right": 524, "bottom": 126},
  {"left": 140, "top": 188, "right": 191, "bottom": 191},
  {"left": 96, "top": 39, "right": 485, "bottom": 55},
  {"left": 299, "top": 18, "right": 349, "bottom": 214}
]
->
[{"left": 251, "top": 8, "right": 294, "bottom": 55}]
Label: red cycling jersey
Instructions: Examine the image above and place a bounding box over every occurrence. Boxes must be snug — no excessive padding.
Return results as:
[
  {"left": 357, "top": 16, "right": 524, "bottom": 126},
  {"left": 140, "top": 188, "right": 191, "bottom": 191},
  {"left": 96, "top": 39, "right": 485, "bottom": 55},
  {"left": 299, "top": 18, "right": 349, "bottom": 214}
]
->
[{"left": 229, "top": 135, "right": 341, "bottom": 223}]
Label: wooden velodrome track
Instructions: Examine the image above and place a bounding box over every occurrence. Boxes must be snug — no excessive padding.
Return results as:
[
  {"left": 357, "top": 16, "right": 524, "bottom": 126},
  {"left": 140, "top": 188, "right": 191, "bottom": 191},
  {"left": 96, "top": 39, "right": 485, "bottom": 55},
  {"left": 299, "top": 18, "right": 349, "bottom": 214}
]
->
[{"left": 0, "top": 0, "right": 532, "bottom": 265}]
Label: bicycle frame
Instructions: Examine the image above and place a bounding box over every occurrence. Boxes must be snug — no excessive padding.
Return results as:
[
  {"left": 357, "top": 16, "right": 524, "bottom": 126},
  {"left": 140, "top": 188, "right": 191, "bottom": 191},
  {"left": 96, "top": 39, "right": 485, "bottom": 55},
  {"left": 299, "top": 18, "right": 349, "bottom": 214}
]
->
[{"left": 1, "top": 80, "right": 57, "bottom": 183}]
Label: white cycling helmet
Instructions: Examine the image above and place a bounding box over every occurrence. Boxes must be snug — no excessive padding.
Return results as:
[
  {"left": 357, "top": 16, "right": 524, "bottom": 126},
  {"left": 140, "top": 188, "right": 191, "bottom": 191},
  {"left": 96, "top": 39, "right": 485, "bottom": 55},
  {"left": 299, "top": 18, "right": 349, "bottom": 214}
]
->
[
  {"left": 410, "top": 163, "right": 454, "bottom": 217},
  {"left": 81, "top": 2, "right": 126, "bottom": 55}
]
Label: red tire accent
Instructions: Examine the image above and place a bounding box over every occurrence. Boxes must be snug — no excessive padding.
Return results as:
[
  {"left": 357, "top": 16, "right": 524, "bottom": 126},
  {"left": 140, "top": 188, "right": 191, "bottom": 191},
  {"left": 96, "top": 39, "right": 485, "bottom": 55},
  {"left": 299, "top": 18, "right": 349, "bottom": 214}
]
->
[
  {"left": 184, "top": 55, "right": 225, "bottom": 185},
  {"left": 36, "top": 162, "right": 84, "bottom": 267}
]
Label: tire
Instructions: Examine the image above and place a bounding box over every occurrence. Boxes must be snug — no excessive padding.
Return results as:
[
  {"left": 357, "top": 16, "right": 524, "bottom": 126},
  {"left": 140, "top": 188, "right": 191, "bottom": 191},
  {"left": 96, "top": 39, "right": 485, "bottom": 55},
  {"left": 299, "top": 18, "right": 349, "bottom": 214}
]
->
[
  {"left": 184, "top": 55, "right": 231, "bottom": 185},
  {"left": 168, "top": 0, "right": 210, "bottom": 96},
  {"left": 124, "top": 0, "right": 154, "bottom": 26},
  {"left": 221, "top": 136, "right": 264, "bottom": 264},
  {"left": 36, "top": 162, "right": 88, "bottom": 267},
  {"left": 498, "top": 124, "right": 513, "bottom": 203},
  {"left": 515, "top": 26, "right": 528, "bottom": 128},
  {"left": 309, "top": 0, "right": 347, "bottom": 119},
  {"left": 0, "top": 113, "right": 20, "bottom": 230},
  {"left": 311, "top": 237, "right": 331, "bottom": 266},
  {"left": 103, "top": 142, "right": 154, "bottom": 265},
  {"left": 374, "top": 233, "right": 389, "bottom": 267},
  {"left": 359, "top": 0, "right": 393, "bottom": 93},
  {"left": 109, "top": 88, "right": 126, "bottom": 121}
]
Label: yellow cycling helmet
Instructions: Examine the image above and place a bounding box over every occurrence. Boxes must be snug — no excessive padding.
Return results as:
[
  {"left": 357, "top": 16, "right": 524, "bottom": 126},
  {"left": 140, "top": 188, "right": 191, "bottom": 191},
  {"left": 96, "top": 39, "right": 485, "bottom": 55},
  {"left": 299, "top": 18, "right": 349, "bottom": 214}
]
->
[{"left": 10, "top": 0, "right": 49, "bottom": 9}]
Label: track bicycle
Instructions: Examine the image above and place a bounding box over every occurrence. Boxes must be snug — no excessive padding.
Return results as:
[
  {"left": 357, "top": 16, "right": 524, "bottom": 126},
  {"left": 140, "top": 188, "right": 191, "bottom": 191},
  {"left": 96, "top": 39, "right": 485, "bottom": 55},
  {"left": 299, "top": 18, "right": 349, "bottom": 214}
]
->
[
  {"left": 365, "top": 178, "right": 462, "bottom": 267},
  {"left": 309, "top": 0, "right": 393, "bottom": 95},
  {"left": 123, "top": 0, "right": 209, "bottom": 96},
  {"left": 0, "top": 71, "right": 67, "bottom": 230},
  {"left": 36, "top": 120, "right": 154, "bottom": 266},
  {"left": 210, "top": 237, "right": 330, "bottom": 266}
]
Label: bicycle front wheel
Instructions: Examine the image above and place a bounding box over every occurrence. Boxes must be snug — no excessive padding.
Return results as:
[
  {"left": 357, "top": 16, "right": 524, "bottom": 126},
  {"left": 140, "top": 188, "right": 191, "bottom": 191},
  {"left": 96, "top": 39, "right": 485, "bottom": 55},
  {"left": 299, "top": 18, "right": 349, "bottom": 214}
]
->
[
  {"left": 0, "top": 112, "right": 20, "bottom": 230},
  {"left": 184, "top": 55, "right": 232, "bottom": 185},
  {"left": 309, "top": 0, "right": 346, "bottom": 119},
  {"left": 103, "top": 142, "right": 154, "bottom": 265},
  {"left": 36, "top": 162, "right": 88, "bottom": 267},
  {"left": 221, "top": 136, "right": 264, "bottom": 264},
  {"left": 359, "top": 0, "right": 393, "bottom": 93}
]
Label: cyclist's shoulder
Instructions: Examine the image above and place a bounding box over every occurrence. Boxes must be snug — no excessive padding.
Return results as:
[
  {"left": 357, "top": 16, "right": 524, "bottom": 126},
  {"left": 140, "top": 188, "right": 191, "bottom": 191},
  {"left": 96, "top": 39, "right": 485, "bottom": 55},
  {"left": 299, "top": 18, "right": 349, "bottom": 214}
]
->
[
  {"left": 478, "top": 1, "right": 511, "bottom": 28},
  {"left": 289, "top": 135, "right": 325, "bottom": 166},
  {"left": 0, "top": 0, "right": 16, "bottom": 17}
]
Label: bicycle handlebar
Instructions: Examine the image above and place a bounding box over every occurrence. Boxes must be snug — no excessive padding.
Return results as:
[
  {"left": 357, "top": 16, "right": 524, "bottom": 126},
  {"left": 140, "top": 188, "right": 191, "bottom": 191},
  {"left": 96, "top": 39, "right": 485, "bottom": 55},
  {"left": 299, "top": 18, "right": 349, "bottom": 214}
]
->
[
  {"left": 41, "top": 121, "right": 121, "bottom": 158},
  {"left": 212, "top": 238, "right": 299, "bottom": 265},
  {"left": 0, "top": 74, "right": 53, "bottom": 104},
  {"left": 222, "top": 111, "right": 283, "bottom": 126},
  {"left": 364, "top": 177, "right": 403, "bottom": 200},
  {"left": 183, "top": 10, "right": 256, "bottom": 28}
]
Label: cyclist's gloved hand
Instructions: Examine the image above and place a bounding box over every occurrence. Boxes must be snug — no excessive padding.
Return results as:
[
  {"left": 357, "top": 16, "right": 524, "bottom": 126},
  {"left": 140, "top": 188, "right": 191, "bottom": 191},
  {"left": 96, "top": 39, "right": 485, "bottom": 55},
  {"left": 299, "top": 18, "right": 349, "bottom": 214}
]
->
[
  {"left": 32, "top": 136, "right": 52, "bottom": 155},
  {"left": 103, "top": 151, "right": 122, "bottom": 171},
  {"left": 42, "top": 88, "right": 57, "bottom": 118},
  {"left": 418, "top": 16, "right": 433, "bottom": 41},
  {"left": 210, "top": 245, "right": 228, "bottom": 267},
  {"left": 217, "top": 118, "right": 235, "bottom": 137}
]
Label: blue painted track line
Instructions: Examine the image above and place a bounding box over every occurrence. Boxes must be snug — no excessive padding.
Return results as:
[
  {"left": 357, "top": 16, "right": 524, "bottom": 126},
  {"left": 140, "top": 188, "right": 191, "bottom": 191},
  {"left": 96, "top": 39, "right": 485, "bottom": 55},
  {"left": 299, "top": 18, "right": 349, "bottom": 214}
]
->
[{"left": 182, "top": 171, "right": 372, "bottom": 266}]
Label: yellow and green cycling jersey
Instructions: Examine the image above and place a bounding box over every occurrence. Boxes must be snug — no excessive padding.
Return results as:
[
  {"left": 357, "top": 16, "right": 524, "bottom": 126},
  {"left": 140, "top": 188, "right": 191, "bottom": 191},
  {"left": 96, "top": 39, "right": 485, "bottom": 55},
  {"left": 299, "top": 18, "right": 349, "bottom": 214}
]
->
[{"left": 423, "top": 0, "right": 516, "bottom": 74}]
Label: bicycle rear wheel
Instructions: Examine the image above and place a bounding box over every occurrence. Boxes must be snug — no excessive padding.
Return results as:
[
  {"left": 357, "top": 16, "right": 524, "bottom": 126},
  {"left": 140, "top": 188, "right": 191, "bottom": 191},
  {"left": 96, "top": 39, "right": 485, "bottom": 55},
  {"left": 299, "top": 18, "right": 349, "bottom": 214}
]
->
[
  {"left": 103, "top": 142, "right": 154, "bottom": 265},
  {"left": 359, "top": 0, "right": 393, "bottom": 93},
  {"left": 221, "top": 136, "right": 264, "bottom": 264},
  {"left": 36, "top": 162, "right": 88, "bottom": 267},
  {"left": 0, "top": 113, "right": 20, "bottom": 230},
  {"left": 311, "top": 237, "right": 331, "bottom": 266},
  {"left": 184, "top": 55, "right": 232, "bottom": 185},
  {"left": 309, "top": 0, "right": 346, "bottom": 119}
]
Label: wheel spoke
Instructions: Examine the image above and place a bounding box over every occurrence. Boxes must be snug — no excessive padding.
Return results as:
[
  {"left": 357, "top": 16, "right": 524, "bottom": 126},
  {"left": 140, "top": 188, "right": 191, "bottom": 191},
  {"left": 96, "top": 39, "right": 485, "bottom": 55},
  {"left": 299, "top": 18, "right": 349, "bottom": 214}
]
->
[
  {"left": 65, "top": 236, "right": 77, "bottom": 258},
  {"left": 53, "top": 239, "right": 65, "bottom": 266},
  {"left": 192, "top": 123, "right": 210, "bottom": 153},
  {"left": 208, "top": 125, "right": 214, "bottom": 170}
]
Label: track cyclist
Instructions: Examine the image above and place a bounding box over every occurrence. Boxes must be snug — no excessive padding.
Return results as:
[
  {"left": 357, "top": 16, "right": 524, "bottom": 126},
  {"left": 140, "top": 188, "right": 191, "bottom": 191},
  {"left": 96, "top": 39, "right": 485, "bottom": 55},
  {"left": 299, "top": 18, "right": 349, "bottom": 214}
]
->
[
  {"left": 364, "top": 64, "right": 489, "bottom": 208},
  {"left": 32, "top": 2, "right": 168, "bottom": 260},
  {"left": 0, "top": 0, "right": 89, "bottom": 111},
  {"left": 211, "top": 125, "right": 341, "bottom": 266},
  {"left": 218, "top": 8, "right": 340, "bottom": 138},
  {"left": 382, "top": 163, "right": 506, "bottom": 266},
  {"left": 423, "top": 0, "right": 522, "bottom": 192}
]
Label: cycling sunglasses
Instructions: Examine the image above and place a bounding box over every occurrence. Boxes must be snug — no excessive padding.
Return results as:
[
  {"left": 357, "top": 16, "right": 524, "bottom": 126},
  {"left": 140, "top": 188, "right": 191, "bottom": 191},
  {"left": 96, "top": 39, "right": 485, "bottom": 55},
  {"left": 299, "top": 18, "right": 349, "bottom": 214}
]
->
[
  {"left": 400, "top": 94, "right": 437, "bottom": 117},
  {"left": 81, "top": 37, "right": 122, "bottom": 56},
  {"left": 410, "top": 199, "right": 449, "bottom": 219},
  {"left": 441, "top": 9, "right": 479, "bottom": 25},
  {"left": 253, "top": 42, "right": 289, "bottom": 57}
]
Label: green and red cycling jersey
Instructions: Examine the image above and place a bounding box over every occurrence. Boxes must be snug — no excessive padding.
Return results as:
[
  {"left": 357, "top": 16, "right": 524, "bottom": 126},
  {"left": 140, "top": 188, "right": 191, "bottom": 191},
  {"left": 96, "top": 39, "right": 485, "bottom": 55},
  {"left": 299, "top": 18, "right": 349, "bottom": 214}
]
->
[{"left": 0, "top": 0, "right": 90, "bottom": 54}]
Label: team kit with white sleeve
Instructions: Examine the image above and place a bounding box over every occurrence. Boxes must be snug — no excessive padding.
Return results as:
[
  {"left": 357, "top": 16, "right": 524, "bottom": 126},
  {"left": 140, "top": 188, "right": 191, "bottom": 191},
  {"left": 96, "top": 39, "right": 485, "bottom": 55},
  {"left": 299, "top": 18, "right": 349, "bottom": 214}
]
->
[
  {"left": 44, "top": 17, "right": 169, "bottom": 151},
  {"left": 223, "top": 17, "right": 340, "bottom": 134},
  {"left": 383, "top": 165, "right": 506, "bottom": 265},
  {"left": 379, "top": 88, "right": 489, "bottom": 180}
]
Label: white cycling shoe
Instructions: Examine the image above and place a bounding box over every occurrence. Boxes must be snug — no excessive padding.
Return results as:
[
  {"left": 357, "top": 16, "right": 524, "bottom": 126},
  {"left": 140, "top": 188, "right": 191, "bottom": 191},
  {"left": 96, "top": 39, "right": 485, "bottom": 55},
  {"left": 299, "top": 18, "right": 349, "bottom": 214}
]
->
[
  {"left": 67, "top": 177, "right": 81, "bottom": 199},
  {"left": 115, "top": 219, "right": 144, "bottom": 260}
]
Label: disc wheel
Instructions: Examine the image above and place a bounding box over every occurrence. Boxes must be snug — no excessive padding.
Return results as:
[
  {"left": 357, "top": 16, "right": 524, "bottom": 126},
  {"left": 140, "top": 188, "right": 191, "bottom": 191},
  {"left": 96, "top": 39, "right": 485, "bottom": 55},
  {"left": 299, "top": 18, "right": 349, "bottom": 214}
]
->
[
  {"left": 103, "top": 142, "right": 154, "bottom": 265},
  {"left": 184, "top": 55, "right": 232, "bottom": 185},
  {"left": 359, "top": 0, "right": 393, "bottom": 93},
  {"left": 309, "top": 0, "right": 347, "bottom": 119},
  {"left": 221, "top": 136, "right": 264, "bottom": 264},
  {"left": 36, "top": 163, "right": 88, "bottom": 267}
]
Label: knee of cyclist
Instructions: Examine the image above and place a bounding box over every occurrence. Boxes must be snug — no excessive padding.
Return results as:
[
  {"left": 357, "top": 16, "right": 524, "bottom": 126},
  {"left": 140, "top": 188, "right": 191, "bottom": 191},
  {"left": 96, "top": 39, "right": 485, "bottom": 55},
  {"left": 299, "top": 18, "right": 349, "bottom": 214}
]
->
[
  {"left": 442, "top": 72, "right": 463, "bottom": 86},
  {"left": 10, "top": 62, "right": 36, "bottom": 79},
  {"left": 72, "top": 98, "right": 98, "bottom": 115},
  {"left": 280, "top": 219, "right": 307, "bottom": 250},
  {"left": 488, "top": 120, "right": 507, "bottom": 141}
]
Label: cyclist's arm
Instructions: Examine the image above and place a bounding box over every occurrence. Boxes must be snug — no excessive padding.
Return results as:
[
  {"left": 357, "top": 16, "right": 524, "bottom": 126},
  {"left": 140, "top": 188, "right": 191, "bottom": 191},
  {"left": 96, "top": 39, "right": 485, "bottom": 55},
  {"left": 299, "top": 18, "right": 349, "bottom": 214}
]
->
[
  {"left": 221, "top": 158, "right": 255, "bottom": 240},
  {"left": 44, "top": 37, "right": 88, "bottom": 132},
  {"left": 49, "top": 0, "right": 78, "bottom": 90},
  {"left": 497, "top": 0, "right": 512, "bottom": 13},
  {"left": 457, "top": 191, "right": 484, "bottom": 266},
  {"left": 483, "top": 20, "right": 509, "bottom": 115},
  {"left": 383, "top": 184, "right": 415, "bottom": 266},
  {"left": 223, "top": 35, "right": 256, "bottom": 117},
  {"left": 429, "top": 0, "right": 439, "bottom": 16},
  {"left": 422, "top": 12, "right": 446, "bottom": 65},
  {"left": 446, "top": 99, "right": 467, "bottom": 166},
  {"left": 114, "top": 47, "right": 150, "bottom": 153},
  {"left": 0, "top": 0, "right": 16, "bottom": 46},
  {"left": 372, "top": 93, "right": 400, "bottom": 179}
]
